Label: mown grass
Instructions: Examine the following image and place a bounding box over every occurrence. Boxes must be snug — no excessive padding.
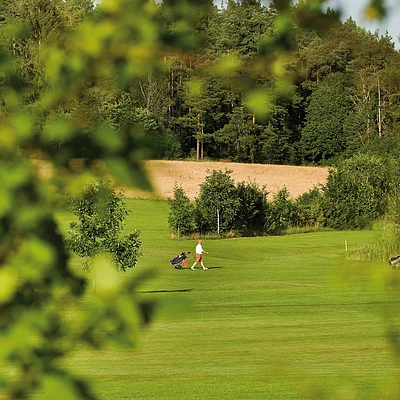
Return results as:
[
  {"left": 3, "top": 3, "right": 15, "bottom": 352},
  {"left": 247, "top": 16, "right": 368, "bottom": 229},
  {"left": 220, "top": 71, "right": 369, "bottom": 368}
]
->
[{"left": 57, "top": 199, "right": 400, "bottom": 399}]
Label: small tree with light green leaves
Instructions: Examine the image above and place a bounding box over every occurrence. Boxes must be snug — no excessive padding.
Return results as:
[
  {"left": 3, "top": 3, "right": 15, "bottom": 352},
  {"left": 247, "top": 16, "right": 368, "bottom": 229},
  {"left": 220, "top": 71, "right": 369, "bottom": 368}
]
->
[
  {"left": 66, "top": 179, "right": 141, "bottom": 272},
  {"left": 168, "top": 184, "right": 196, "bottom": 238},
  {"left": 196, "top": 169, "right": 240, "bottom": 235}
]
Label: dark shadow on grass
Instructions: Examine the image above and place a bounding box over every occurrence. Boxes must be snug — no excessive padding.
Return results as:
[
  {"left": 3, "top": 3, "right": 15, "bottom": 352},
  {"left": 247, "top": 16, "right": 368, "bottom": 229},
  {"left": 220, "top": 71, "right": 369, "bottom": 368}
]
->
[
  {"left": 141, "top": 289, "right": 193, "bottom": 294},
  {"left": 206, "top": 266, "right": 223, "bottom": 269},
  {"left": 207, "top": 300, "right": 400, "bottom": 308}
]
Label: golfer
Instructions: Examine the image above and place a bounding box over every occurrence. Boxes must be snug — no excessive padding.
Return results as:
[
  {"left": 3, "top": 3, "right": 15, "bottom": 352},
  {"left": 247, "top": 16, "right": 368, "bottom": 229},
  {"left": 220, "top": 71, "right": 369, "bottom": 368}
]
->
[{"left": 191, "top": 239, "right": 208, "bottom": 270}]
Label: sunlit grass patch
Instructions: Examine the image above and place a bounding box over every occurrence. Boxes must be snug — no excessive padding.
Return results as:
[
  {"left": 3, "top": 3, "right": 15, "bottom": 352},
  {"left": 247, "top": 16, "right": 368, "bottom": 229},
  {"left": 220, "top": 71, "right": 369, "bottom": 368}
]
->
[{"left": 54, "top": 199, "right": 400, "bottom": 399}]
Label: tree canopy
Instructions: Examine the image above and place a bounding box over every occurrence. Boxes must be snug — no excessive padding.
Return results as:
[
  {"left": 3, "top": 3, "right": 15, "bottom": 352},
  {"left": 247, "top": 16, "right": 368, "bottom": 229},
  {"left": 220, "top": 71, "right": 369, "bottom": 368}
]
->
[{"left": 1, "top": 0, "right": 398, "bottom": 166}]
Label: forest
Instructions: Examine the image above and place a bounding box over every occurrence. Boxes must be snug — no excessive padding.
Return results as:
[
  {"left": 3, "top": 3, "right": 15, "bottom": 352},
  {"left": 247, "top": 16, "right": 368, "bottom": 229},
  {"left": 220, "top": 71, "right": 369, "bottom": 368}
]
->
[{"left": 1, "top": 0, "right": 400, "bottom": 166}]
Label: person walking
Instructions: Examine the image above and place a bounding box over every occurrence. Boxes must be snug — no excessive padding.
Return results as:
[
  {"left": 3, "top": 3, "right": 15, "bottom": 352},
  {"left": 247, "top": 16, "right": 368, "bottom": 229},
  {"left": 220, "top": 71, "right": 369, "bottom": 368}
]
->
[{"left": 191, "top": 239, "right": 208, "bottom": 270}]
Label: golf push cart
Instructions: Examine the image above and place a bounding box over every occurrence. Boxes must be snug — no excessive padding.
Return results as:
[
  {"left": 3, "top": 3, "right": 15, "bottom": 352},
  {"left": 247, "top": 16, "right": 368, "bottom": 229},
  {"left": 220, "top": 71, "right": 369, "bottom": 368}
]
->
[
  {"left": 389, "top": 255, "right": 400, "bottom": 269},
  {"left": 170, "top": 252, "right": 190, "bottom": 269}
]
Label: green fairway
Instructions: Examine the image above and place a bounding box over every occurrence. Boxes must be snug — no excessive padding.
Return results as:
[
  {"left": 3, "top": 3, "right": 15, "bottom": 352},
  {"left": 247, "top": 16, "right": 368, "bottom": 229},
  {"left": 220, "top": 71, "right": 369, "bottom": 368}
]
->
[{"left": 59, "top": 199, "right": 400, "bottom": 399}]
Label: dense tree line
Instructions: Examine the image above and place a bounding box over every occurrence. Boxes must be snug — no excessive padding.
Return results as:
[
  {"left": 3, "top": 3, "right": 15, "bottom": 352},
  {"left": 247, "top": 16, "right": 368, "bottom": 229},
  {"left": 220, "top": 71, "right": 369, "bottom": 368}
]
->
[
  {"left": 169, "top": 156, "right": 400, "bottom": 237},
  {"left": 1, "top": 0, "right": 399, "bottom": 165}
]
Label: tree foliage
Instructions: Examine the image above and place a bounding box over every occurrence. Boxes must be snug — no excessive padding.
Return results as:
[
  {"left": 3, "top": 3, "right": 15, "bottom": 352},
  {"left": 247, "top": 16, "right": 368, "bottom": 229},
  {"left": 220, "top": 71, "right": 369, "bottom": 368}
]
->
[
  {"left": 301, "top": 73, "right": 352, "bottom": 163},
  {"left": 66, "top": 179, "right": 142, "bottom": 272},
  {"left": 235, "top": 180, "right": 269, "bottom": 236},
  {"left": 168, "top": 152, "right": 400, "bottom": 235},
  {"left": 168, "top": 170, "right": 270, "bottom": 236},
  {"left": 322, "top": 153, "right": 392, "bottom": 229},
  {"left": 196, "top": 169, "right": 240, "bottom": 234},
  {"left": 168, "top": 184, "right": 196, "bottom": 237},
  {"left": 265, "top": 187, "right": 295, "bottom": 235}
]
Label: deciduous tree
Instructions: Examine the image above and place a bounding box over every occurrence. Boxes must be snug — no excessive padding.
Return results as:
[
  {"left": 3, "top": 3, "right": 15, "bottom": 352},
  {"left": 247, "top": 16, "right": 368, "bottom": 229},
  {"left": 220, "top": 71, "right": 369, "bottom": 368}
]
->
[
  {"left": 65, "top": 179, "right": 142, "bottom": 272},
  {"left": 168, "top": 184, "right": 196, "bottom": 237},
  {"left": 196, "top": 169, "right": 240, "bottom": 234}
]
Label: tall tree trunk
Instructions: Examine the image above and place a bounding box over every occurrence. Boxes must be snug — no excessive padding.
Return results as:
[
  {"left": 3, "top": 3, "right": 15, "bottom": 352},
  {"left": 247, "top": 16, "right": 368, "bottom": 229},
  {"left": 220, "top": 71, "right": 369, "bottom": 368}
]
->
[
  {"left": 197, "top": 113, "right": 201, "bottom": 160},
  {"left": 201, "top": 127, "right": 204, "bottom": 159},
  {"left": 377, "top": 75, "right": 382, "bottom": 137},
  {"left": 171, "top": 69, "right": 174, "bottom": 117},
  {"left": 168, "top": 68, "right": 171, "bottom": 117}
]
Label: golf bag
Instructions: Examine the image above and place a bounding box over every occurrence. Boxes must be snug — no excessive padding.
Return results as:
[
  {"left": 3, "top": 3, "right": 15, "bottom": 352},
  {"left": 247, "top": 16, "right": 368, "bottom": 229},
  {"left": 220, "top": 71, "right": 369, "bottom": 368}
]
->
[
  {"left": 389, "top": 255, "right": 400, "bottom": 269},
  {"left": 170, "top": 252, "right": 190, "bottom": 269}
]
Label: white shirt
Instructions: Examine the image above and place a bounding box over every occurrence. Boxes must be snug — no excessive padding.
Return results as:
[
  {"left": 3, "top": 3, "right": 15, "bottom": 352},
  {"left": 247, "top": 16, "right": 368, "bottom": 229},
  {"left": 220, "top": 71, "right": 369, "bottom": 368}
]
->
[{"left": 196, "top": 243, "right": 204, "bottom": 255}]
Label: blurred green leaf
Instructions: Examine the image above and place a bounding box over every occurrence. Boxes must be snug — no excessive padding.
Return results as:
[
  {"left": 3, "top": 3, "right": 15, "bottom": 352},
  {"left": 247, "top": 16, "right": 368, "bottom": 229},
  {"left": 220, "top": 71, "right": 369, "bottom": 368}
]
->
[
  {"left": 365, "top": 0, "right": 386, "bottom": 20},
  {"left": 187, "top": 77, "right": 204, "bottom": 99},
  {"left": 93, "top": 126, "right": 123, "bottom": 153},
  {"left": 42, "top": 375, "right": 80, "bottom": 400},
  {"left": 12, "top": 113, "right": 33, "bottom": 140},
  {"left": 42, "top": 115, "right": 74, "bottom": 143},
  {"left": 209, "top": 54, "right": 241, "bottom": 77},
  {"left": 0, "top": 267, "right": 18, "bottom": 304},
  {"left": 93, "top": 255, "right": 123, "bottom": 297},
  {"left": 244, "top": 89, "right": 273, "bottom": 119}
]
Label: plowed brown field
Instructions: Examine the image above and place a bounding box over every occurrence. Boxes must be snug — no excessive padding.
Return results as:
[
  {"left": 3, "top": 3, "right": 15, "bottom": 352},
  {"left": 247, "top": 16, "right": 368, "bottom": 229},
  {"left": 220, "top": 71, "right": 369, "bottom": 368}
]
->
[{"left": 123, "top": 160, "right": 329, "bottom": 200}]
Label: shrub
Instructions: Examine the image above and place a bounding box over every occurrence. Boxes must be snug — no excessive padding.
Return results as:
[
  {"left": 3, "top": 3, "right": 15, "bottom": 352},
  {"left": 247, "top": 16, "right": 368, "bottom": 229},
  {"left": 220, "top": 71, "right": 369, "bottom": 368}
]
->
[
  {"left": 235, "top": 181, "right": 270, "bottom": 236},
  {"left": 293, "top": 186, "right": 324, "bottom": 228},
  {"left": 265, "top": 187, "right": 295, "bottom": 235}
]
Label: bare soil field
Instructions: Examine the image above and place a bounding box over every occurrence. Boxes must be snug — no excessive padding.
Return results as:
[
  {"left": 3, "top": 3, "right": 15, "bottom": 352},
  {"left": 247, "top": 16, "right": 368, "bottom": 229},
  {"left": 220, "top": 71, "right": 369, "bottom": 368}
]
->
[
  {"left": 33, "top": 159, "right": 329, "bottom": 200},
  {"left": 123, "top": 160, "right": 329, "bottom": 200}
]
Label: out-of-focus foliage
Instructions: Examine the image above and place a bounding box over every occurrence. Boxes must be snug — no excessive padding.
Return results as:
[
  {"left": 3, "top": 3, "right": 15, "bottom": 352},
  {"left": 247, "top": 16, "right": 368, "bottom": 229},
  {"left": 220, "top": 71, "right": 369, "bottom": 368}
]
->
[
  {"left": 66, "top": 179, "right": 142, "bottom": 272},
  {"left": 0, "top": 0, "right": 395, "bottom": 399},
  {"left": 0, "top": 0, "right": 199, "bottom": 398}
]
